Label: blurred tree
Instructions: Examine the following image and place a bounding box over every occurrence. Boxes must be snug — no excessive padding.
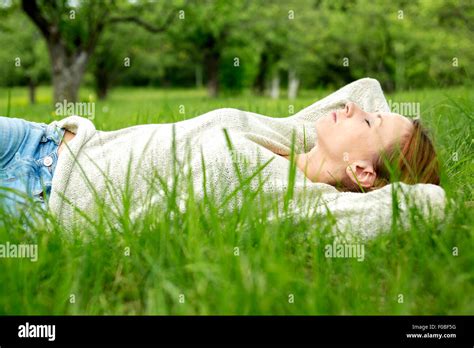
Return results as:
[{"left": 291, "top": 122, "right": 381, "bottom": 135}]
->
[
  {"left": 15, "top": 22, "right": 49, "bottom": 104},
  {"left": 249, "top": 0, "right": 320, "bottom": 99},
  {"left": 0, "top": 6, "right": 49, "bottom": 104},
  {"left": 251, "top": 4, "right": 288, "bottom": 98},
  {"left": 89, "top": 26, "right": 131, "bottom": 100},
  {"left": 169, "top": 0, "right": 261, "bottom": 97},
  {"left": 20, "top": 0, "right": 185, "bottom": 103},
  {"left": 0, "top": 0, "right": 471, "bottom": 98},
  {"left": 280, "top": 0, "right": 320, "bottom": 99}
]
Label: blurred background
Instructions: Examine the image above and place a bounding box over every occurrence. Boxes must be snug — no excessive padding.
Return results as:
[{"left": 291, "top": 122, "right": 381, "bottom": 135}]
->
[{"left": 0, "top": 0, "right": 472, "bottom": 108}]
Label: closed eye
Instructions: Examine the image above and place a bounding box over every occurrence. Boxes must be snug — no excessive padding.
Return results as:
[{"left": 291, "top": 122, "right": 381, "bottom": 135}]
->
[{"left": 365, "top": 119, "right": 371, "bottom": 128}]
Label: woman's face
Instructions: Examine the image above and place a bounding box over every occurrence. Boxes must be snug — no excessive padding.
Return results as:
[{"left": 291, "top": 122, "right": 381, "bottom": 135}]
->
[{"left": 315, "top": 102, "right": 414, "bottom": 167}]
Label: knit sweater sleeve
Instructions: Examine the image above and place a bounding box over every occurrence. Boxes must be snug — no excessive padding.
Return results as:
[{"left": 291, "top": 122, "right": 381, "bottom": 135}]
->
[
  {"left": 305, "top": 182, "right": 447, "bottom": 240},
  {"left": 287, "top": 77, "right": 390, "bottom": 124}
]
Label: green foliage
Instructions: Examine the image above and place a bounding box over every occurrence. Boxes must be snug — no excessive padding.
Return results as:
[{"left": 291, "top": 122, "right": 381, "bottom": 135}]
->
[
  {"left": 0, "top": 11, "right": 49, "bottom": 87},
  {"left": 1, "top": 0, "right": 472, "bottom": 93}
]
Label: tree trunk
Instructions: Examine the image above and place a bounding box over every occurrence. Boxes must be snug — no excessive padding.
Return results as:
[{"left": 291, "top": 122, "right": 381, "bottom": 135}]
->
[
  {"left": 270, "top": 71, "right": 280, "bottom": 100},
  {"left": 288, "top": 68, "right": 300, "bottom": 100},
  {"left": 28, "top": 79, "right": 36, "bottom": 105},
  {"left": 49, "top": 42, "right": 89, "bottom": 104},
  {"left": 195, "top": 64, "right": 203, "bottom": 88},
  {"left": 205, "top": 51, "right": 220, "bottom": 98},
  {"left": 96, "top": 75, "right": 108, "bottom": 100},
  {"left": 253, "top": 51, "right": 269, "bottom": 95},
  {"left": 95, "top": 60, "right": 109, "bottom": 100}
]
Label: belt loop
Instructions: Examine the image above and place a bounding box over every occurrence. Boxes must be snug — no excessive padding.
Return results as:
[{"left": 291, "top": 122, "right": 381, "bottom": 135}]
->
[{"left": 45, "top": 124, "right": 65, "bottom": 145}]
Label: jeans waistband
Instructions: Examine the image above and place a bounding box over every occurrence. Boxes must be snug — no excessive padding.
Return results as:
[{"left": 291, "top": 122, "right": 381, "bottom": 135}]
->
[
  {"left": 36, "top": 125, "right": 65, "bottom": 178},
  {"left": 42, "top": 124, "right": 65, "bottom": 146}
]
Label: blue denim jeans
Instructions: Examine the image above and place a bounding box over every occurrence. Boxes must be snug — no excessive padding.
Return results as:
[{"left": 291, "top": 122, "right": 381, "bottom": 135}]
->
[{"left": 0, "top": 116, "right": 65, "bottom": 217}]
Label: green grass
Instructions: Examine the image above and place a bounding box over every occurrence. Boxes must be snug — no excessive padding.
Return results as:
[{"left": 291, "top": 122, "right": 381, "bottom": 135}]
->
[{"left": 0, "top": 85, "right": 472, "bottom": 315}]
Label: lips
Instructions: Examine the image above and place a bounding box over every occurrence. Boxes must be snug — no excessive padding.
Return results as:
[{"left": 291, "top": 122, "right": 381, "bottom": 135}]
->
[{"left": 332, "top": 111, "right": 337, "bottom": 123}]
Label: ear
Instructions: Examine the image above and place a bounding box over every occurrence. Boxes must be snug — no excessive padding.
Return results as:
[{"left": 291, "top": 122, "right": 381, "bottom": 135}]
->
[{"left": 345, "top": 160, "right": 377, "bottom": 189}]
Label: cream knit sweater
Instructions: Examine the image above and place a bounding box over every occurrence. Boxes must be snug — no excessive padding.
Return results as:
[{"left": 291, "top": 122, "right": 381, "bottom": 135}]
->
[{"left": 48, "top": 78, "right": 446, "bottom": 239}]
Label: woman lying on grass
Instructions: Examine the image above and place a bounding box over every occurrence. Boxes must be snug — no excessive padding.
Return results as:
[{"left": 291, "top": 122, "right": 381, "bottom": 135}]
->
[{"left": 0, "top": 78, "right": 444, "bottom": 238}]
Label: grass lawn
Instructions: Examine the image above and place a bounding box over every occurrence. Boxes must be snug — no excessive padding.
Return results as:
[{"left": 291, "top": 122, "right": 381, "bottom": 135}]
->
[{"left": 0, "top": 85, "right": 472, "bottom": 315}]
